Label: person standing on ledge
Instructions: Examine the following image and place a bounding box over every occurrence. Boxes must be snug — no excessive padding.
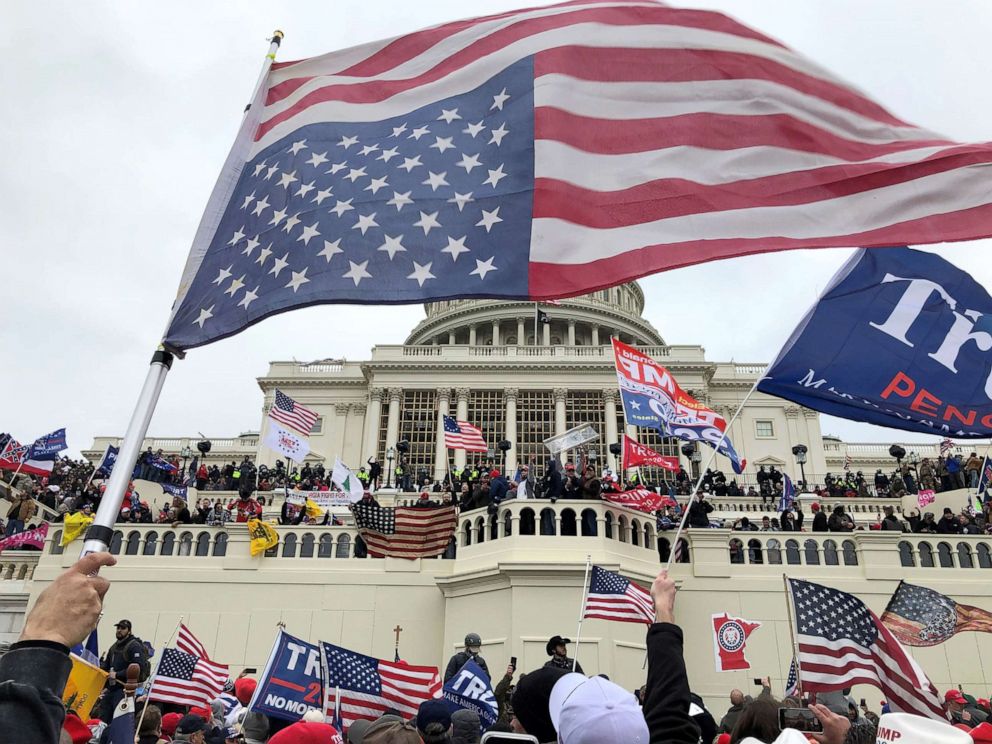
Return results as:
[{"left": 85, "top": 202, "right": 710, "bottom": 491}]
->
[
  {"left": 444, "top": 632, "right": 490, "bottom": 682},
  {"left": 544, "top": 635, "right": 583, "bottom": 674}
]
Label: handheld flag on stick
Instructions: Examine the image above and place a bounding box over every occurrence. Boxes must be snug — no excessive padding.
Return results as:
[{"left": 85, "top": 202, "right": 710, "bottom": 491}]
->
[
  {"left": 443, "top": 416, "right": 488, "bottom": 452},
  {"left": 778, "top": 475, "right": 796, "bottom": 512},
  {"left": 27, "top": 428, "right": 68, "bottom": 461},
  {"left": 582, "top": 566, "right": 655, "bottom": 625},
  {"left": 978, "top": 455, "right": 992, "bottom": 496},
  {"left": 332, "top": 458, "right": 365, "bottom": 502},
  {"left": 150, "top": 625, "right": 228, "bottom": 708},
  {"left": 880, "top": 581, "right": 992, "bottom": 647},
  {"left": 96, "top": 445, "right": 120, "bottom": 477},
  {"left": 622, "top": 434, "right": 678, "bottom": 471},
  {"left": 442, "top": 659, "right": 498, "bottom": 729}
]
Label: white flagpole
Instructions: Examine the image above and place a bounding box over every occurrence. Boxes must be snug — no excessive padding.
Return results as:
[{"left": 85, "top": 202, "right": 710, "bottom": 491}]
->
[
  {"left": 572, "top": 554, "right": 592, "bottom": 672},
  {"left": 82, "top": 32, "right": 284, "bottom": 554},
  {"left": 134, "top": 615, "right": 184, "bottom": 735}
]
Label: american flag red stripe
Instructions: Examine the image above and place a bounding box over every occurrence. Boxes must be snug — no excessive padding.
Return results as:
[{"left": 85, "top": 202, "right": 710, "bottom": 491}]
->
[
  {"left": 351, "top": 504, "right": 457, "bottom": 559},
  {"left": 269, "top": 389, "right": 319, "bottom": 436},
  {"left": 443, "top": 416, "right": 488, "bottom": 452},
  {"left": 583, "top": 566, "right": 655, "bottom": 625},
  {"left": 788, "top": 578, "right": 947, "bottom": 721},
  {"left": 244, "top": 0, "right": 992, "bottom": 297},
  {"left": 150, "top": 625, "right": 229, "bottom": 708}
]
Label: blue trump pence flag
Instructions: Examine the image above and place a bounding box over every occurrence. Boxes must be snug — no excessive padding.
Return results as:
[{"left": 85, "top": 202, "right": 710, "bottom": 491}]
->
[
  {"left": 760, "top": 247, "right": 992, "bottom": 438},
  {"left": 161, "top": 2, "right": 992, "bottom": 351},
  {"left": 442, "top": 658, "right": 498, "bottom": 730},
  {"left": 28, "top": 428, "right": 67, "bottom": 460},
  {"left": 96, "top": 445, "right": 120, "bottom": 477}
]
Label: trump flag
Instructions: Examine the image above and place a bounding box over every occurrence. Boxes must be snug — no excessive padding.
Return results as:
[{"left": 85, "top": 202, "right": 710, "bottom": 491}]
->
[
  {"left": 614, "top": 338, "right": 744, "bottom": 473},
  {"left": 760, "top": 247, "right": 992, "bottom": 438},
  {"left": 622, "top": 434, "right": 679, "bottom": 471},
  {"left": 162, "top": 2, "right": 992, "bottom": 351}
]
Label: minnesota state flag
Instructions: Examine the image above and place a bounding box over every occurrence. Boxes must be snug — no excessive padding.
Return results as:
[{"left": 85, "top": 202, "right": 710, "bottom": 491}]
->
[{"left": 247, "top": 518, "right": 279, "bottom": 556}]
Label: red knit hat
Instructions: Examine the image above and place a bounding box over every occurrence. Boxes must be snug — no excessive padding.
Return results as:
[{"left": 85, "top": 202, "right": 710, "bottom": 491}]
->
[
  {"left": 62, "top": 713, "right": 93, "bottom": 744},
  {"left": 269, "top": 721, "right": 344, "bottom": 744},
  {"left": 811, "top": 502, "right": 820, "bottom": 512},
  {"left": 162, "top": 712, "right": 183, "bottom": 736},
  {"left": 235, "top": 676, "right": 258, "bottom": 705}
]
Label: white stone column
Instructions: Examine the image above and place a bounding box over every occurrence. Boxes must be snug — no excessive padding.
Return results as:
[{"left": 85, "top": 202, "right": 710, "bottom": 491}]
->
[
  {"left": 434, "top": 388, "right": 452, "bottom": 482},
  {"left": 603, "top": 389, "right": 619, "bottom": 471},
  {"left": 448, "top": 331, "right": 456, "bottom": 345},
  {"left": 349, "top": 403, "right": 366, "bottom": 466},
  {"left": 543, "top": 323, "right": 551, "bottom": 346},
  {"left": 516, "top": 318, "right": 525, "bottom": 346},
  {"left": 469, "top": 325, "right": 477, "bottom": 346},
  {"left": 335, "top": 403, "right": 350, "bottom": 462},
  {"left": 385, "top": 388, "right": 403, "bottom": 454},
  {"left": 363, "top": 389, "right": 384, "bottom": 462},
  {"left": 492, "top": 319, "right": 501, "bottom": 346},
  {"left": 591, "top": 326, "right": 600, "bottom": 346},
  {"left": 554, "top": 388, "right": 568, "bottom": 438},
  {"left": 454, "top": 388, "right": 470, "bottom": 469},
  {"left": 504, "top": 387, "right": 518, "bottom": 472},
  {"left": 567, "top": 319, "right": 576, "bottom": 346}
]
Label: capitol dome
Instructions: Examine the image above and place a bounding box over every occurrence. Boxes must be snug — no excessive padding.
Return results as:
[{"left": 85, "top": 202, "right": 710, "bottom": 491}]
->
[{"left": 405, "top": 283, "right": 664, "bottom": 347}]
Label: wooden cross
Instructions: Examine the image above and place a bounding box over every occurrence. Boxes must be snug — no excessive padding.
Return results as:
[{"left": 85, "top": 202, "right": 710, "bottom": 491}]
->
[{"left": 394, "top": 624, "right": 403, "bottom": 648}]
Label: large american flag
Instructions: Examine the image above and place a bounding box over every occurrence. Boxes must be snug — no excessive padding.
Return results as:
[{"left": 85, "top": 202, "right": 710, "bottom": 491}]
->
[
  {"left": 150, "top": 625, "right": 229, "bottom": 707},
  {"left": 787, "top": 578, "right": 947, "bottom": 721},
  {"left": 442, "top": 415, "right": 488, "bottom": 452},
  {"left": 583, "top": 566, "right": 655, "bottom": 625},
  {"left": 350, "top": 502, "right": 457, "bottom": 559},
  {"left": 162, "top": 0, "right": 992, "bottom": 351},
  {"left": 320, "top": 641, "right": 441, "bottom": 728},
  {"left": 880, "top": 581, "right": 992, "bottom": 648},
  {"left": 269, "top": 389, "right": 319, "bottom": 435}
]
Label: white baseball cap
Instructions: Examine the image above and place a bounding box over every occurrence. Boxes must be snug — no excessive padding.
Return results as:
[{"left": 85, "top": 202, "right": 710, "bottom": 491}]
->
[
  {"left": 549, "top": 673, "right": 648, "bottom": 744},
  {"left": 875, "top": 713, "right": 972, "bottom": 744}
]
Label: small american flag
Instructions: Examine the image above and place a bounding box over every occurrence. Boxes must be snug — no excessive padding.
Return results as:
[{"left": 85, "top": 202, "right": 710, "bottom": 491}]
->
[
  {"left": 320, "top": 641, "right": 440, "bottom": 729},
  {"left": 269, "top": 389, "right": 319, "bottom": 436},
  {"left": 443, "top": 415, "right": 487, "bottom": 452},
  {"left": 843, "top": 453, "right": 852, "bottom": 471},
  {"left": 150, "top": 625, "right": 229, "bottom": 707},
  {"left": 787, "top": 578, "right": 946, "bottom": 721},
  {"left": 940, "top": 438, "right": 954, "bottom": 456},
  {"left": 784, "top": 657, "right": 800, "bottom": 698},
  {"left": 351, "top": 502, "right": 457, "bottom": 559},
  {"left": 583, "top": 566, "right": 655, "bottom": 625}
]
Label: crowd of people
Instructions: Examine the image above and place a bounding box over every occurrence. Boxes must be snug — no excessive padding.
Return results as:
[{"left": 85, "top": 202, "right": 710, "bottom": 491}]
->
[{"left": 5, "top": 553, "right": 992, "bottom": 744}]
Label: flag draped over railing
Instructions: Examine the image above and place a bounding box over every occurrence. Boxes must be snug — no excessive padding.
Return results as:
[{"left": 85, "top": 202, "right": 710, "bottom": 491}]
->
[{"left": 162, "top": 0, "right": 992, "bottom": 351}]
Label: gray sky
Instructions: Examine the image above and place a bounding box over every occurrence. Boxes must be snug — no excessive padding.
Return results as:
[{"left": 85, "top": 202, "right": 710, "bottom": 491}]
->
[{"left": 3, "top": 0, "right": 991, "bottom": 456}]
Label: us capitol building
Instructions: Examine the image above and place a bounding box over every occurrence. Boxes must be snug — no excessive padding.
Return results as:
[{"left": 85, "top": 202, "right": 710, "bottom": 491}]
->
[{"left": 5, "top": 284, "right": 990, "bottom": 714}]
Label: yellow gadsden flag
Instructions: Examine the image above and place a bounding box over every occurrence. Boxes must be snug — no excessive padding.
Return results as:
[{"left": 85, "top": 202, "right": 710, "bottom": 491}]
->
[
  {"left": 61, "top": 512, "right": 94, "bottom": 546},
  {"left": 247, "top": 518, "right": 278, "bottom": 556},
  {"left": 304, "top": 498, "right": 325, "bottom": 521},
  {"left": 63, "top": 654, "right": 108, "bottom": 720}
]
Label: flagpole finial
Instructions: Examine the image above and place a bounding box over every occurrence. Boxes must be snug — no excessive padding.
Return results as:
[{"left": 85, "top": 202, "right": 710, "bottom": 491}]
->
[{"left": 271, "top": 30, "right": 284, "bottom": 43}]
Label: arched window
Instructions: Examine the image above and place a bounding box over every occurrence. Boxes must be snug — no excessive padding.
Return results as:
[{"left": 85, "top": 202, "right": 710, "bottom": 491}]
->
[
  {"left": 804, "top": 539, "right": 820, "bottom": 565},
  {"left": 630, "top": 519, "right": 641, "bottom": 546},
  {"left": 213, "top": 532, "right": 228, "bottom": 557},
  {"left": 618, "top": 516, "right": 629, "bottom": 543},
  {"left": 519, "top": 508, "right": 536, "bottom": 536},
  {"left": 748, "top": 539, "right": 764, "bottom": 564},
  {"left": 842, "top": 540, "right": 858, "bottom": 565},
  {"left": 178, "top": 532, "right": 193, "bottom": 556},
  {"left": 539, "top": 508, "right": 556, "bottom": 536},
  {"left": 475, "top": 517, "right": 486, "bottom": 544},
  {"left": 919, "top": 542, "right": 934, "bottom": 567},
  {"left": 823, "top": 539, "right": 839, "bottom": 566},
  {"left": 561, "top": 509, "right": 577, "bottom": 537},
  {"left": 143, "top": 531, "right": 159, "bottom": 556},
  {"left": 658, "top": 537, "right": 671, "bottom": 562},
  {"left": 957, "top": 542, "right": 974, "bottom": 569},
  {"left": 643, "top": 523, "right": 654, "bottom": 549},
  {"left": 195, "top": 532, "right": 211, "bottom": 557},
  {"left": 161, "top": 532, "right": 176, "bottom": 556},
  {"left": 785, "top": 539, "right": 800, "bottom": 565},
  {"left": 300, "top": 533, "right": 315, "bottom": 558},
  {"left": 502, "top": 510, "right": 512, "bottom": 538},
  {"left": 51, "top": 530, "right": 64, "bottom": 555},
  {"left": 978, "top": 543, "right": 992, "bottom": 569},
  {"left": 898, "top": 541, "right": 915, "bottom": 567},
  {"left": 729, "top": 538, "right": 745, "bottom": 564},
  {"left": 109, "top": 531, "right": 124, "bottom": 555},
  {"left": 766, "top": 539, "right": 782, "bottom": 565},
  {"left": 674, "top": 538, "right": 689, "bottom": 563},
  {"left": 604, "top": 512, "right": 614, "bottom": 539},
  {"left": 125, "top": 532, "right": 141, "bottom": 555},
  {"left": 318, "top": 534, "right": 334, "bottom": 558},
  {"left": 937, "top": 542, "right": 954, "bottom": 568},
  {"left": 336, "top": 533, "right": 351, "bottom": 558},
  {"left": 462, "top": 520, "right": 473, "bottom": 546},
  {"left": 282, "top": 533, "right": 298, "bottom": 558}
]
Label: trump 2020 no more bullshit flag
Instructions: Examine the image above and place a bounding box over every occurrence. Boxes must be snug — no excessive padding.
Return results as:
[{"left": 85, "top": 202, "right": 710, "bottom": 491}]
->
[
  {"left": 163, "top": 0, "right": 992, "bottom": 351},
  {"left": 759, "top": 247, "right": 992, "bottom": 438}
]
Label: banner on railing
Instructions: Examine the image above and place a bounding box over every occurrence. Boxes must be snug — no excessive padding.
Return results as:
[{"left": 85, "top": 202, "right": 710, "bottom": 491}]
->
[
  {"left": 543, "top": 424, "right": 598, "bottom": 455},
  {"left": 0, "top": 522, "right": 48, "bottom": 552},
  {"left": 603, "top": 488, "right": 677, "bottom": 515},
  {"left": 286, "top": 491, "right": 352, "bottom": 508},
  {"left": 249, "top": 629, "right": 324, "bottom": 722}
]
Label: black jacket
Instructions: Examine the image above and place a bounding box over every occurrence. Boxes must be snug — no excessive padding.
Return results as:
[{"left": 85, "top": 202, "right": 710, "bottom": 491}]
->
[
  {"left": 643, "top": 624, "right": 699, "bottom": 744},
  {"left": 0, "top": 642, "right": 73, "bottom": 744},
  {"left": 102, "top": 633, "right": 149, "bottom": 680},
  {"left": 444, "top": 651, "right": 489, "bottom": 683},
  {"left": 812, "top": 512, "right": 828, "bottom": 532},
  {"left": 687, "top": 499, "right": 713, "bottom": 528}
]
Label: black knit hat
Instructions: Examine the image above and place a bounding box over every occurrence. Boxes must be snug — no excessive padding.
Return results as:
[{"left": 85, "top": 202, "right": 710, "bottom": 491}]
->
[{"left": 511, "top": 666, "right": 569, "bottom": 741}]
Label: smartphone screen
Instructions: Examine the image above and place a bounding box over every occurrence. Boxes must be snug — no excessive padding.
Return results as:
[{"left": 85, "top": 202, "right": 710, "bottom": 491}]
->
[
  {"left": 481, "top": 733, "right": 539, "bottom": 743},
  {"left": 510, "top": 656, "right": 517, "bottom": 671},
  {"left": 243, "top": 667, "right": 258, "bottom": 675},
  {"left": 779, "top": 708, "right": 823, "bottom": 733},
  {"left": 753, "top": 678, "right": 762, "bottom": 685}
]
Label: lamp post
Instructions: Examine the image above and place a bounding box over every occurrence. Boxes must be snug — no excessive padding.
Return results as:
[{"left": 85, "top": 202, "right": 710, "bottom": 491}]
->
[
  {"left": 385, "top": 446, "right": 395, "bottom": 489},
  {"left": 180, "top": 445, "right": 192, "bottom": 483},
  {"left": 791, "top": 444, "right": 808, "bottom": 489},
  {"left": 681, "top": 442, "right": 701, "bottom": 479}
]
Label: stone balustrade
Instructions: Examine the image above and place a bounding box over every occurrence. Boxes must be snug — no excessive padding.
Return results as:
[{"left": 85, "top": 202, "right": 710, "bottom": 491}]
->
[{"left": 0, "top": 553, "right": 40, "bottom": 582}]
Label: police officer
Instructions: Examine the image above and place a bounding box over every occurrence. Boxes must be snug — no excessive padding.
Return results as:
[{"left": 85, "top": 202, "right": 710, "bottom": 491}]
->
[{"left": 444, "top": 632, "right": 490, "bottom": 682}]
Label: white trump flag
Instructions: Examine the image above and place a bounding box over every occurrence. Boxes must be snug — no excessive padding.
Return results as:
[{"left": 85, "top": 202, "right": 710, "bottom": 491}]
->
[{"left": 263, "top": 421, "right": 310, "bottom": 464}]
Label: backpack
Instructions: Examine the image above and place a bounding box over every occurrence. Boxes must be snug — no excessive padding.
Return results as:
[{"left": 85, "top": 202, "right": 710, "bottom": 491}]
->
[{"left": 125, "top": 636, "right": 152, "bottom": 681}]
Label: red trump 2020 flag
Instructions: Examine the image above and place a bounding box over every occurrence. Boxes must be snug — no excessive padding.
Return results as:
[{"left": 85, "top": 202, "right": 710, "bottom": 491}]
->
[
  {"left": 163, "top": 0, "right": 992, "bottom": 351},
  {"left": 622, "top": 434, "right": 678, "bottom": 471}
]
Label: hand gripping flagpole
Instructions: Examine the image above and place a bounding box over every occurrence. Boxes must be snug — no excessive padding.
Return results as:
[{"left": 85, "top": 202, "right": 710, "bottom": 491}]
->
[
  {"left": 572, "top": 554, "right": 592, "bottom": 672},
  {"left": 81, "top": 31, "right": 284, "bottom": 554}
]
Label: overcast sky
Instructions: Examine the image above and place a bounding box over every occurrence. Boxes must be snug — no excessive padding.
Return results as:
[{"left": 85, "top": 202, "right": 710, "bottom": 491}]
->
[{"left": 4, "top": 0, "right": 991, "bottom": 457}]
